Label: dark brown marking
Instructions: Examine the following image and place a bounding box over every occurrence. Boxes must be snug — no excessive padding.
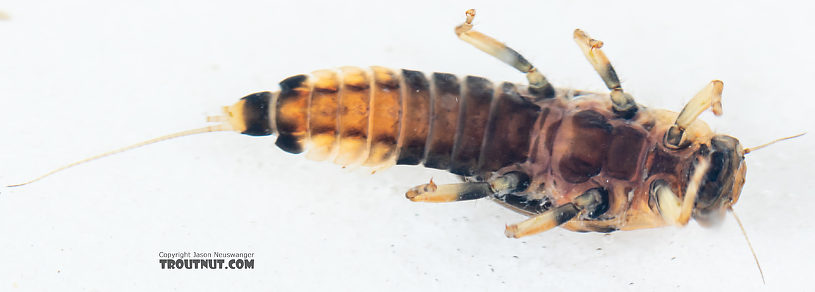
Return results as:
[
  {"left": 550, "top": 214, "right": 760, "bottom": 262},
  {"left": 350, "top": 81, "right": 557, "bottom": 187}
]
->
[
  {"left": 613, "top": 103, "right": 638, "bottom": 120},
  {"left": 648, "top": 147, "right": 680, "bottom": 176},
  {"left": 572, "top": 110, "right": 612, "bottom": 131},
  {"left": 529, "top": 83, "right": 556, "bottom": 101},
  {"left": 584, "top": 188, "right": 610, "bottom": 219},
  {"left": 640, "top": 119, "right": 655, "bottom": 132},
  {"left": 342, "top": 129, "right": 366, "bottom": 139},
  {"left": 423, "top": 73, "right": 461, "bottom": 170},
  {"left": 605, "top": 125, "right": 647, "bottom": 180},
  {"left": 449, "top": 76, "right": 494, "bottom": 176},
  {"left": 504, "top": 171, "right": 531, "bottom": 193},
  {"left": 310, "top": 126, "right": 336, "bottom": 135},
  {"left": 558, "top": 110, "right": 612, "bottom": 183},
  {"left": 455, "top": 182, "right": 493, "bottom": 201},
  {"left": 584, "top": 226, "right": 618, "bottom": 233},
  {"left": 239, "top": 91, "right": 273, "bottom": 136},
  {"left": 314, "top": 87, "right": 337, "bottom": 93},
  {"left": 396, "top": 70, "right": 431, "bottom": 165},
  {"left": 555, "top": 204, "right": 580, "bottom": 225},
  {"left": 374, "top": 136, "right": 398, "bottom": 145},
  {"left": 275, "top": 134, "right": 303, "bottom": 154},
  {"left": 602, "top": 65, "right": 621, "bottom": 90},
  {"left": 501, "top": 194, "right": 551, "bottom": 214},
  {"left": 478, "top": 82, "right": 541, "bottom": 172}
]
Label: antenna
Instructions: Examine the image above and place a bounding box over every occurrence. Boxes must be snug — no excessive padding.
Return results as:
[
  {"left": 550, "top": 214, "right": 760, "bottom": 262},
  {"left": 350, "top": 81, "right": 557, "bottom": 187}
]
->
[
  {"left": 730, "top": 208, "right": 765, "bottom": 284},
  {"left": 744, "top": 133, "right": 806, "bottom": 154}
]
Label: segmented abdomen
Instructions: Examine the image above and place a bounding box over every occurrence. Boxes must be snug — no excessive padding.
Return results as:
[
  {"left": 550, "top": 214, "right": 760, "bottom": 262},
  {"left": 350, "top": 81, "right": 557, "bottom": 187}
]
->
[{"left": 247, "top": 66, "right": 541, "bottom": 176}]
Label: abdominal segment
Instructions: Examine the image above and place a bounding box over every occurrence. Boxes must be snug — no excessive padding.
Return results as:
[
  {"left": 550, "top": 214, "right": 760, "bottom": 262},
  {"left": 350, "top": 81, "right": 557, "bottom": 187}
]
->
[{"left": 266, "top": 67, "right": 541, "bottom": 174}]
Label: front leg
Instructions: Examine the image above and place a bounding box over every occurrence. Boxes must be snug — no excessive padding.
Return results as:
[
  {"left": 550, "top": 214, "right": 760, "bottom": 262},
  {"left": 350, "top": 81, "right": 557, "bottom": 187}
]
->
[
  {"left": 654, "top": 158, "right": 710, "bottom": 226},
  {"left": 664, "top": 81, "right": 724, "bottom": 148}
]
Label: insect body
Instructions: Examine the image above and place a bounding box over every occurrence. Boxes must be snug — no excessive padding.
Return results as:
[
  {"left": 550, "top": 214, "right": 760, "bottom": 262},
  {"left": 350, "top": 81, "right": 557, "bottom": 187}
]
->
[
  {"left": 223, "top": 64, "right": 737, "bottom": 236},
  {"left": 13, "top": 10, "right": 792, "bottom": 244},
  {"left": 213, "top": 10, "right": 748, "bottom": 239}
]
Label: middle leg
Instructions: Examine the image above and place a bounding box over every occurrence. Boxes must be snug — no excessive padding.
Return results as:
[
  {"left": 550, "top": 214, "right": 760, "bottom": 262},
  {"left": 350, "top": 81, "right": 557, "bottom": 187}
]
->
[{"left": 573, "top": 29, "right": 638, "bottom": 118}]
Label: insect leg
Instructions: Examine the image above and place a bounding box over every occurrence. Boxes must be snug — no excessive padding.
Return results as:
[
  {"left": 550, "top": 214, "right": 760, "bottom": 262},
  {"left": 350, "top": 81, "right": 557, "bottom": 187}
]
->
[
  {"left": 665, "top": 80, "right": 724, "bottom": 148},
  {"left": 405, "top": 180, "right": 493, "bottom": 202},
  {"left": 455, "top": 9, "right": 555, "bottom": 99},
  {"left": 653, "top": 158, "right": 710, "bottom": 225},
  {"left": 406, "top": 171, "right": 530, "bottom": 203},
  {"left": 504, "top": 188, "right": 607, "bottom": 238},
  {"left": 573, "top": 29, "right": 637, "bottom": 118}
]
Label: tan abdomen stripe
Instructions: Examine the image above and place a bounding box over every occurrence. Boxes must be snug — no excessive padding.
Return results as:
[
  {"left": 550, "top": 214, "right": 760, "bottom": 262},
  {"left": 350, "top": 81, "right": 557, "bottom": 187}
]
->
[
  {"left": 363, "top": 66, "right": 403, "bottom": 167},
  {"left": 333, "top": 67, "right": 370, "bottom": 166},
  {"left": 306, "top": 69, "right": 340, "bottom": 161}
]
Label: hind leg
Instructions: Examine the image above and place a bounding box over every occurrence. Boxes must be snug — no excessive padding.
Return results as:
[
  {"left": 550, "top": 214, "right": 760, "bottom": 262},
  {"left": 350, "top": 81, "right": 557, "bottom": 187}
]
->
[
  {"left": 455, "top": 9, "right": 554, "bottom": 99},
  {"left": 406, "top": 172, "right": 529, "bottom": 202}
]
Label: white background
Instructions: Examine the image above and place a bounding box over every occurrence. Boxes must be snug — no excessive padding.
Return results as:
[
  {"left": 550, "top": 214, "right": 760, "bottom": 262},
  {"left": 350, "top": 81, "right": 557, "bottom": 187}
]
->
[{"left": 1, "top": 0, "right": 814, "bottom": 291}]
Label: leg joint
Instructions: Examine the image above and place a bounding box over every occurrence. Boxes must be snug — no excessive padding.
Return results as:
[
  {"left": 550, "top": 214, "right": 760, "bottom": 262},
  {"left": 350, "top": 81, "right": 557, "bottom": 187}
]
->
[{"left": 574, "top": 187, "right": 610, "bottom": 219}]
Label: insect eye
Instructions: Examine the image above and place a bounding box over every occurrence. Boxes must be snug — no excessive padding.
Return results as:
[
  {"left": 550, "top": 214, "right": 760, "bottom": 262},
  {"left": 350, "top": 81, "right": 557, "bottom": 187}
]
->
[
  {"left": 694, "top": 135, "right": 740, "bottom": 210},
  {"left": 697, "top": 151, "right": 727, "bottom": 206}
]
